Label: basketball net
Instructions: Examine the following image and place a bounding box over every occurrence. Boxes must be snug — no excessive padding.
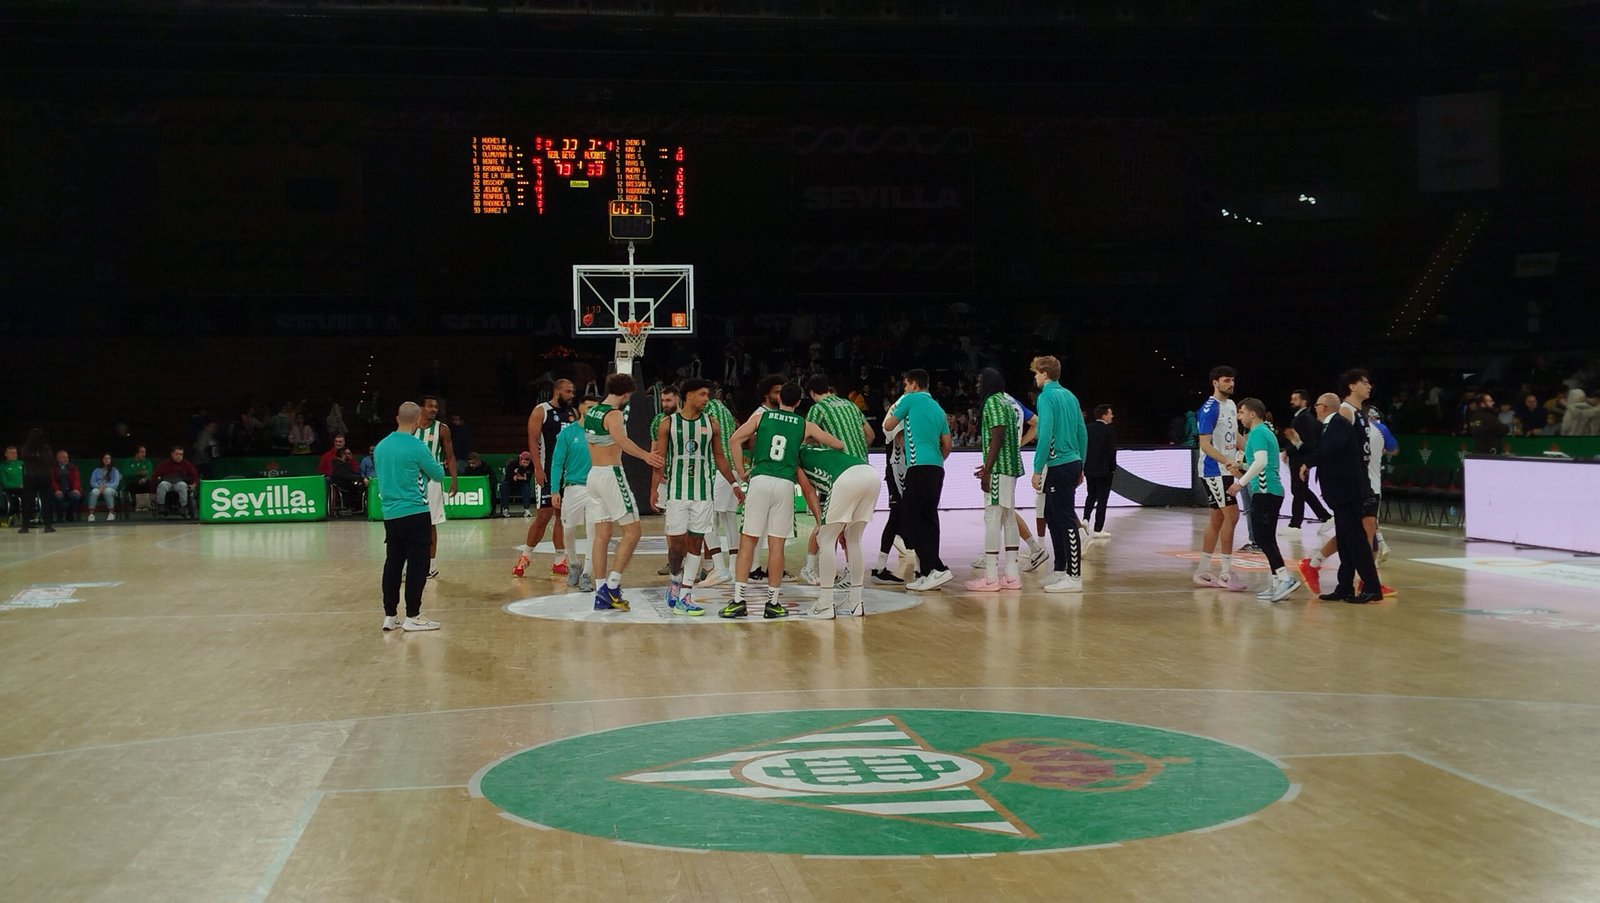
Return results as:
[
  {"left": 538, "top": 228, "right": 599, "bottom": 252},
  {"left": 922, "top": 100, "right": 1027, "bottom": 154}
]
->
[{"left": 614, "top": 321, "right": 651, "bottom": 376}]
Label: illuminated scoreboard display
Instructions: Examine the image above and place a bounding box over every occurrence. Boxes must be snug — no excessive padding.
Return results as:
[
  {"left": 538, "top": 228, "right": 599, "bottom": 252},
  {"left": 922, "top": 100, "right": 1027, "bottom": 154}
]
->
[{"left": 470, "top": 135, "right": 686, "bottom": 221}]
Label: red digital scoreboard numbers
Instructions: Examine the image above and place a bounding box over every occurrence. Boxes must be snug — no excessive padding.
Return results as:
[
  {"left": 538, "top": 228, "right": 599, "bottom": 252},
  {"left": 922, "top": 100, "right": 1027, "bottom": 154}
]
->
[{"left": 471, "top": 135, "right": 686, "bottom": 221}]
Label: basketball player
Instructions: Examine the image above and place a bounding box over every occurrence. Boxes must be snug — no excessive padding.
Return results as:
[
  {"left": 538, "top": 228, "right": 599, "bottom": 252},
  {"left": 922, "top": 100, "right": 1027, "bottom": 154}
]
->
[
  {"left": 652, "top": 378, "right": 741, "bottom": 616},
  {"left": 722, "top": 382, "right": 843, "bottom": 619},
  {"left": 1030, "top": 356, "right": 1088, "bottom": 593},
  {"left": 550, "top": 395, "right": 601, "bottom": 593},
  {"left": 584, "top": 373, "right": 666, "bottom": 612},
  {"left": 1227, "top": 398, "right": 1301, "bottom": 602},
  {"left": 800, "top": 375, "right": 874, "bottom": 585},
  {"left": 871, "top": 421, "right": 911, "bottom": 584},
  {"left": 883, "top": 369, "right": 953, "bottom": 592},
  {"left": 969, "top": 387, "right": 1049, "bottom": 573},
  {"left": 647, "top": 385, "right": 679, "bottom": 514},
  {"left": 414, "top": 395, "right": 457, "bottom": 578},
  {"left": 967, "top": 368, "right": 1024, "bottom": 591},
  {"left": 702, "top": 389, "right": 740, "bottom": 585},
  {"left": 513, "top": 379, "right": 575, "bottom": 578},
  {"left": 1193, "top": 366, "right": 1245, "bottom": 591},
  {"left": 797, "top": 444, "right": 878, "bottom": 619},
  {"left": 746, "top": 375, "right": 789, "bottom": 582}
]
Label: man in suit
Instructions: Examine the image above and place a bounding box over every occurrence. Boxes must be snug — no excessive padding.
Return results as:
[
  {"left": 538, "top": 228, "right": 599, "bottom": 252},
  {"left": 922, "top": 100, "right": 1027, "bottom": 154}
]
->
[
  {"left": 1082, "top": 404, "right": 1118, "bottom": 540},
  {"left": 1282, "top": 389, "right": 1331, "bottom": 530},
  {"left": 1299, "top": 374, "right": 1383, "bottom": 604}
]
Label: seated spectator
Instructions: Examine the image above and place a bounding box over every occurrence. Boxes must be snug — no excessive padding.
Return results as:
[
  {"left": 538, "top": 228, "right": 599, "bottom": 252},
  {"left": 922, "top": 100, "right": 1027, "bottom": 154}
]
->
[
  {"left": 1496, "top": 401, "right": 1516, "bottom": 434},
  {"left": 458, "top": 451, "right": 495, "bottom": 511},
  {"left": 288, "top": 413, "right": 316, "bottom": 455},
  {"left": 329, "top": 447, "right": 367, "bottom": 513},
  {"left": 52, "top": 450, "right": 83, "bottom": 522},
  {"left": 359, "top": 445, "right": 377, "bottom": 479},
  {"left": 123, "top": 446, "right": 154, "bottom": 501},
  {"left": 501, "top": 451, "right": 534, "bottom": 517},
  {"left": 86, "top": 453, "right": 121, "bottom": 522},
  {"left": 1516, "top": 394, "right": 1545, "bottom": 436},
  {"left": 151, "top": 446, "right": 201, "bottom": 515},
  {"left": 1, "top": 445, "right": 22, "bottom": 526},
  {"left": 318, "top": 433, "right": 350, "bottom": 478},
  {"left": 1538, "top": 411, "right": 1562, "bottom": 436}
]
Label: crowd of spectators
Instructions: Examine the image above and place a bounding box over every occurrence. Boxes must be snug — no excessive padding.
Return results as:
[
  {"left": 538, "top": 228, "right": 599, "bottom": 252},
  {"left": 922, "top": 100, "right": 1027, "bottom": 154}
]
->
[{"left": 1380, "top": 354, "right": 1600, "bottom": 440}]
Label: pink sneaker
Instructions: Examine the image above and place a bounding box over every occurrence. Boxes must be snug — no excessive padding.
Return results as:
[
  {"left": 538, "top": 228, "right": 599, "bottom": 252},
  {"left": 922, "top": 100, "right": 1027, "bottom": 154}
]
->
[
  {"left": 1219, "top": 572, "right": 1248, "bottom": 592},
  {"left": 964, "top": 576, "right": 1003, "bottom": 592},
  {"left": 999, "top": 575, "right": 1022, "bottom": 590},
  {"left": 1192, "top": 571, "right": 1217, "bottom": 587}
]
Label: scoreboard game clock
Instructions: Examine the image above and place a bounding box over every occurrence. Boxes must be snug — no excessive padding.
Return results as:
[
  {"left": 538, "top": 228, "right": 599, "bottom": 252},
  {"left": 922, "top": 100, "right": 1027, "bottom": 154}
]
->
[{"left": 470, "top": 135, "right": 685, "bottom": 231}]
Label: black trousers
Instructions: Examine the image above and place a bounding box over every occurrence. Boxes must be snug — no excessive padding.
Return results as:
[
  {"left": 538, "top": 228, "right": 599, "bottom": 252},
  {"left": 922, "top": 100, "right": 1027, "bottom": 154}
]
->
[
  {"left": 382, "top": 511, "right": 432, "bottom": 617},
  {"left": 1043, "top": 462, "right": 1083, "bottom": 577},
  {"left": 1249, "top": 492, "right": 1286, "bottom": 572},
  {"left": 879, "top": 469, "right": 903, "bottom": 555},
  {"left": 1287, "top": 461, "right": 1330, "bottom": 526},
  {"left": 1329, "top": 499, "right": 1382, "bottom": 595},
  {"left": 1081, "top": 475, "right": 1113, "bottom": 531},
  {"left": 21, "top": 476, "right": 52, "bottom": 529},
  {"left": 900, "top": 465, "right": 946, "bottom": 575}
]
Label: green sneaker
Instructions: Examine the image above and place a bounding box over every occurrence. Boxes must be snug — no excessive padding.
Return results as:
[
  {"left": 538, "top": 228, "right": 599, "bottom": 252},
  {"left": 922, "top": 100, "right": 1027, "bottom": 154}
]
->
[
  {"left": 674, "top": 591, "right": 705, "bottom": 617},
  {"left": 718, "top": 601, "right": 747, "bottom": 619},
  {"left": 762, "top": 601, "right": 789, "bottom": 620}
]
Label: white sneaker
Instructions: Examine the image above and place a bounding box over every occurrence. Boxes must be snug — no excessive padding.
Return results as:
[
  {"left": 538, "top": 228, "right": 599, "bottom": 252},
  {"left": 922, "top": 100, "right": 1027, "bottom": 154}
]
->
[
  {"left": 382, "top": 615, "right": 401, "bottom": 631},
  {"left": 1044, "top": 573, "right": 1084, "bottom": 594},
  {"left": 917, "top": 569, "right": 953, "bottom": 591},
  {"left": 700, "top": 570, "right": 731, "bottom": 587},
  {"left": 1093, "top": 528, "right": 1109, "bottom": 538},
  {"left": 107, "top": 512, "right": 116, "bottom": 521},
  {"left": 799, "top": 565, "right": 820, "bottom": 586},
  {"left": 1377, "top": 541, "right": 1391, "bottom": 562},
  {"left": 87, "top": 514, "right": 96, "bottom": 522},
  {"left": 1278, "top": 523, "right": 1298, "bottom": 534},
  {"left": 904, "top": 574, "right": 928, "bottom": 591},
  {"left": 836, "top": 596, "right": 865, "bottom": 617},
  {"left": 969, "top": 555, "right": 988, "bottom": 570},
  {"left": 1264, "top": 575, "right": 1302, "bottom": 603},
  {"left": 1317, "top": 520, "right": 1335, "bottom": 537},
  {"left": 807, "top": 599, "right": 836, "bottom": 619},
  {"left": 1024, "top": 545, "right": 1049, "bottom": 572},
  {"left": 402, "top": 615, "right": 440, "bottom": 632}
]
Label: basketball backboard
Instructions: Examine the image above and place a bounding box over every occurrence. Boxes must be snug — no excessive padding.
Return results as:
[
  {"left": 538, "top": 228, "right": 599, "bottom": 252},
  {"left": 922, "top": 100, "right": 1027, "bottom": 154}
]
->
[{"left": 572, "top": 263, "right": 695, "bottom": 337}]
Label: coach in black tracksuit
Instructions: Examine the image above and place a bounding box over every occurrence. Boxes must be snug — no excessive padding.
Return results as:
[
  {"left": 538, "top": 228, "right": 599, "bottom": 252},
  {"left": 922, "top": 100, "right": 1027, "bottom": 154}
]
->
[
  {"left": 1284, "top": 389, "right": 1331, "bottom": 528},
  {"left": 1300, "top": 392, "right": 1382, "bottom": 603},
  {"left": 1082, "top": 405, "right": 1118, "bottom": 534}
]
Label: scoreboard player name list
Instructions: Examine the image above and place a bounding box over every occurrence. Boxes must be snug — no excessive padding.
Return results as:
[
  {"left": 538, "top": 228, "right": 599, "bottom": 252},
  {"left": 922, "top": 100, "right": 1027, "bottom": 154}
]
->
[{"left": 471, "top": 136, "right": 685, "bottom": 217}]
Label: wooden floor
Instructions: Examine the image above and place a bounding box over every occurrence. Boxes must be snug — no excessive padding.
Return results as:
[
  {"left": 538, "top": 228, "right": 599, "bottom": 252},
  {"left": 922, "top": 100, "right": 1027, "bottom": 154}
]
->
[{"left": 3, "top": 507, "right": 1600, "bottom": 901}]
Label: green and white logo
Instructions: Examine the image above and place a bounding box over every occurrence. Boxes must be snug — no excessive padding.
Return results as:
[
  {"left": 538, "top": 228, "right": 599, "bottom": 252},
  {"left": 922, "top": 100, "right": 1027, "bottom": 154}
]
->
[
  {"left": 471, "top": 709, "right": 1291, "bottom": 856},
  {"left": 201, "top": 476, "right": 326, "bottom": 523}
]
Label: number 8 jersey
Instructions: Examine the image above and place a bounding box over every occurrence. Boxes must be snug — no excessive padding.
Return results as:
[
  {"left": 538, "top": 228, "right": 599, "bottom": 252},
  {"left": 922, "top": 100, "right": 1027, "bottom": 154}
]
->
[{"left": 750, "top": 409, "right": 806, "bottom": 481}]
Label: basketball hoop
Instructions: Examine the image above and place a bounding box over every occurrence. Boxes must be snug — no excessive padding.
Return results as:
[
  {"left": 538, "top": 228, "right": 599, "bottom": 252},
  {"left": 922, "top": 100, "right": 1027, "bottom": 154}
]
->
[{"left": 615, "top": 321, "right": 652, "bottom": 373}]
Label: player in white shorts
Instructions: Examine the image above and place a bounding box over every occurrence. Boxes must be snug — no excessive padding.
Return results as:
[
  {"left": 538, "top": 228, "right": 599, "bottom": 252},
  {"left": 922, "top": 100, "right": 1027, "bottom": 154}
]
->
[
  {"left": 703, "top": 392, "right": 741, "bottom": 585},
  {"left": 651, "top": 378, "right": 741, "bottom": 616},
  {"left": 413, "top": 395, "right": 457, "bottom": 578},
  {"left": 967, "top": 369, "right": 1026, "bottom": 591},
  {"left": 797, "top": 445, "right": 877, "bottom": 618},
  {"left": 582, "top": 373, "right": 665, "bottom": 612}
]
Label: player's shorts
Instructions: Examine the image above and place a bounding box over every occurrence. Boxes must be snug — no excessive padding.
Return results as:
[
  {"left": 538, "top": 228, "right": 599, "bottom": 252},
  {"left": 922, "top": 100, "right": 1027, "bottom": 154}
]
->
[
  {"left": 532, "top": 481, "right": 553, "bottom": 510},
  {"left": 558, "top": 484, "right": 589, "bottom": 529},
  {"left": 822, "top": 464, "right": 879, "bottom": 526},
  {"left": 986, "top": 473, "right": 1017, "bottom": 511},
  {"left": 742, "top": 474, "right": 795, "bottom": 539},
  {"left": 1362, "top": 492, "right": 1381, "bottom": 519},
  {"left": 426, "top": 481, "right": 446, "bottom": 526},
  {"left": 665, "top": 499, "right": 714, "bottom": 535},
  {"left": 713, "top": 471, "right": 739, "bottom": 513},
  {"left": 1202, "top": 475, "right": 1236, "bottom": 510},
  {"left": 585, "top": 465, "right": 639, "bottom": 527}
]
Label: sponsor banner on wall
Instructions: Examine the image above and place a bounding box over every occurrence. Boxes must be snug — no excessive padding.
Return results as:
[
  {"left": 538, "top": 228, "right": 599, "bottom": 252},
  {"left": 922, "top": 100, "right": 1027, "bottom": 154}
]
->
[
  {"left": 200, "top": 476, "right": 326, "bottom": 523},
  {"left": 367, "top": 475, "right": 493, "bottom": 520}
]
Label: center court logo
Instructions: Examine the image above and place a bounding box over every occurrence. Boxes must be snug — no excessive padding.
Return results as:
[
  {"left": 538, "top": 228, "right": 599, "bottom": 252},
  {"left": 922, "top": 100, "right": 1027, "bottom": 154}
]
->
[{"left": 471, "top": 709, "right": 1291, "bottom": 856}]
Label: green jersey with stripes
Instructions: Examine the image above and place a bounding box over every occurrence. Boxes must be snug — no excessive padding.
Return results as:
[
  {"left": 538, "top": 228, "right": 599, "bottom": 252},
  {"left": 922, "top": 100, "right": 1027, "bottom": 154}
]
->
[
  {"left": 705, "top": 399, "right": 737, "bottom": 460},
  {"left": 806, "top": 394, "right": 869, "bottom": 459},
  {"left": 583, "top": 403, "right": 617, "bottom": 447},
  {"left": 797, "top": 446, "right": 866, "bottom": 509},
  {"left": 662, "top": 412, "right": 716, "bottom": 502},
  {"left": 750, "top": 409, "right": 806, "bottom": 481},
  {"left": 649, "top": 411, "right": 668, "bottom": 446},
  {"left": 413, "top": 420, "right": 444, "bottom": 463},
  {"left": 980, "top": 393, "right": 1023, "bottom": 477}
]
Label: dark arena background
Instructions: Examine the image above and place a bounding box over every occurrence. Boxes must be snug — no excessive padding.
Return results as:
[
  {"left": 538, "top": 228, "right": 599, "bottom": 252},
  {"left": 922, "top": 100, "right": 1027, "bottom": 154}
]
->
[{"left": 3, "top": 2, "right": 1600, "bottom": 900}]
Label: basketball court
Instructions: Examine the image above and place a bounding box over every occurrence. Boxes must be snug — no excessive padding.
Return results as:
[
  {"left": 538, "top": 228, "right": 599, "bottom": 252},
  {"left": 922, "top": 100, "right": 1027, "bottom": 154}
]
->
[{"left": 4, "top": 509, "right": 1599, "bottom": 901}]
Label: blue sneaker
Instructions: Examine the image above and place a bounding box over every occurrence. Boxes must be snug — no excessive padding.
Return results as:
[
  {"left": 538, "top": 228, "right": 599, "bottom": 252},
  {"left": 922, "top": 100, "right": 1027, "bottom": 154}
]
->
[
  {"left": 593, "top": 584, "right": 630, "bottom": 612},
  {"left": 667, "top": 578, "right": 683, "bottom": 609},
  {"left": 674, "top": 588, "right": 704, "bottom": 616}
]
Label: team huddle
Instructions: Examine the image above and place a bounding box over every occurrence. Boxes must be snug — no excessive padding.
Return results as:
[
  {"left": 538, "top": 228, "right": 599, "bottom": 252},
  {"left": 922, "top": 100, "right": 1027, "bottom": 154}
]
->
[{"left": 508, "top": 355, "right": 1099, "bottom": 619}]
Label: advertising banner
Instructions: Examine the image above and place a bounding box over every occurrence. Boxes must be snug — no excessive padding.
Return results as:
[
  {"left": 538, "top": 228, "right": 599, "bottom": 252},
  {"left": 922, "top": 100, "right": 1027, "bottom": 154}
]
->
[
  {"left": 366, "top": 475, "right": 493, "bottom": 520},
  {"left": 200, "top": 476, "right": 327, "bottom": 523}
]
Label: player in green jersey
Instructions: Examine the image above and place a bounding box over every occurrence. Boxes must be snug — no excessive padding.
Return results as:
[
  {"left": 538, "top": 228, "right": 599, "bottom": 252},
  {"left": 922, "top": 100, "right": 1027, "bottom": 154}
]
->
[
  {"left": 796, "top": 444, "right": 878, "bottom": 619},
  {"left": 702, "top": 391, "right": 740, "bottom": 585},
  {"left": 967, "top": 368, "right": 1024, "bottom": 591},
  {"left": 646, "top": 385, "right": 679, "bottom": 513},
  {"left": 650, "top": 379, "right": 741, "bottom": 616},
  {"left": 582, "top": 372, "right": 666, "bottom": 612},
  {"left": 799, "top": 374, "right": 876, "bottom": 586},
  {"left": 723, "top": 382, "right": 843, "bottom": 619},
  {"left": 414, "top": 395, "right": 458, "bottom": 578}
]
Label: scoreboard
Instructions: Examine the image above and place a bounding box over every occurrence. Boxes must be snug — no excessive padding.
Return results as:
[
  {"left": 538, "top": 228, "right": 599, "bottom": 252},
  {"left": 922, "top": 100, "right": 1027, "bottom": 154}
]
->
[{"left": 470, "top": 135, "right": 686, "bottom": 223}]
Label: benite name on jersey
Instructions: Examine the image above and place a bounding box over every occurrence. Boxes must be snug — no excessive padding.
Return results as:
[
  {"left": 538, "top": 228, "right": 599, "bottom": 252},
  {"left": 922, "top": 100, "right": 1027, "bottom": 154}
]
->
[{"left": 208, "top": 486, "right": 318, "bottom": 518}]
